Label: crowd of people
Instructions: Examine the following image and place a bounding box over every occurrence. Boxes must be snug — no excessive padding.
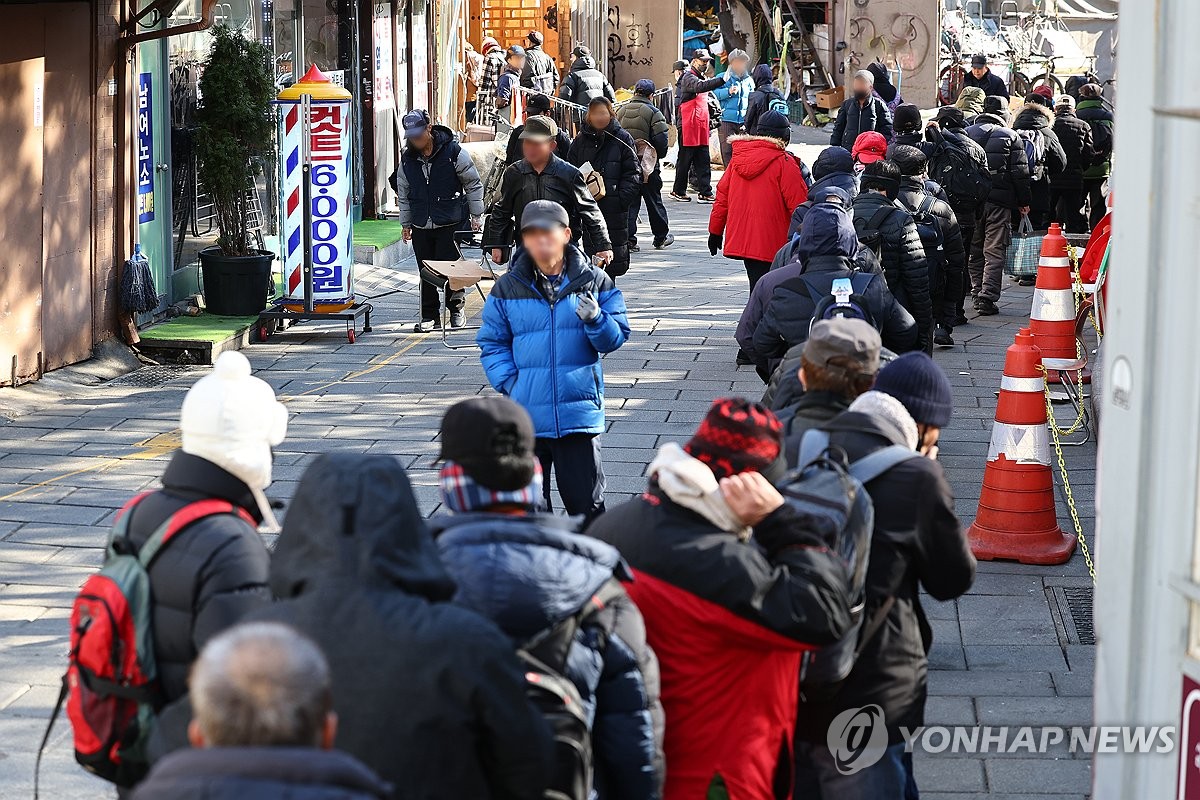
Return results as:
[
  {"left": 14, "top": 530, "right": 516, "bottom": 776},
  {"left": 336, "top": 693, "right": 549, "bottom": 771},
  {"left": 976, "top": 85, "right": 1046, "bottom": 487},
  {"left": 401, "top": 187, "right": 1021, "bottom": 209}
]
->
[{"left": 55, "top": 42, "right": 1116, "bottom": 800}]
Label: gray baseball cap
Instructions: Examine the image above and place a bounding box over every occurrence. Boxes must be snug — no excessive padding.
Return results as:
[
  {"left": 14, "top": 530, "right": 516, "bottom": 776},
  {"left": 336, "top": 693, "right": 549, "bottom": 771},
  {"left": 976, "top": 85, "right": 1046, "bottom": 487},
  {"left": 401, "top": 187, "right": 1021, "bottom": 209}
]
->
[
  {"left": 804, "top": 318, "right": 882, "bottom": 374},
  {"left": 519, "top": 114, "right": 559, "bottom": 141},
  {"left": 520, "top": 199, "right": 569, "bottom": 231}
]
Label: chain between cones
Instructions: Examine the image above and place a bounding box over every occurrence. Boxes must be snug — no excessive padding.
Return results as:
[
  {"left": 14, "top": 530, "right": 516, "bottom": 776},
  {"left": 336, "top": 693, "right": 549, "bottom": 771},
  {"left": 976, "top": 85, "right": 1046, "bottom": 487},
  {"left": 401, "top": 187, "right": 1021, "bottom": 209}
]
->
[
  {"left": 1068, "top": 244, "right": 1103, "bottom": 342},
  {"left": 1039, "top": 363, "right": 1096, "bottom": 583}
]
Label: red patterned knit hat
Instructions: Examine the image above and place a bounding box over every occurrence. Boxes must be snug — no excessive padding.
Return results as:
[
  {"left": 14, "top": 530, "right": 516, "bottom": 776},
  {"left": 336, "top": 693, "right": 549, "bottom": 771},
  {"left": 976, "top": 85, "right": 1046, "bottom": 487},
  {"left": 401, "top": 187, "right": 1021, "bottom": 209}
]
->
[{"left": 684, "top": 398, "right": 783, "bottom": 480}]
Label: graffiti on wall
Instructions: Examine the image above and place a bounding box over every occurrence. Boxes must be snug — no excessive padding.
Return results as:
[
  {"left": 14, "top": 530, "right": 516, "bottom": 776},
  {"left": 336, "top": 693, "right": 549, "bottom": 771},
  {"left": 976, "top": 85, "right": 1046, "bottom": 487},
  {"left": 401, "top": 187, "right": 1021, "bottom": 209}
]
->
[{"left": 607, "top": 5, "right": 654, "bottom": 82}]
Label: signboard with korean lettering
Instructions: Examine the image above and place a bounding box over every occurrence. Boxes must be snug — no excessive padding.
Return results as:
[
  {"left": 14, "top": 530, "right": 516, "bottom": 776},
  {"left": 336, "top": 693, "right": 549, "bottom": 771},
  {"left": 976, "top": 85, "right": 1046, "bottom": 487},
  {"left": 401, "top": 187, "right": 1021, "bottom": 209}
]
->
[
  {"left": 1181, "top": 675, "right": 1200, "bottom": 799},
  {"left": 137, "top": 73, "right": 155, "bottom": 224},
  {"left": 276, "top": 66, "right": 354, "bottom": 312}
]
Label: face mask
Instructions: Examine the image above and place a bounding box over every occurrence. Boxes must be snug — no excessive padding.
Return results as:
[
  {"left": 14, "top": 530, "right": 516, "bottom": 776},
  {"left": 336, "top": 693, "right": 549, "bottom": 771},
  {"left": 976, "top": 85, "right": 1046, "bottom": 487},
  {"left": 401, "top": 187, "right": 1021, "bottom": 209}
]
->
[{"left": 853, "top": 89, "right": 871, "bottom": 101}]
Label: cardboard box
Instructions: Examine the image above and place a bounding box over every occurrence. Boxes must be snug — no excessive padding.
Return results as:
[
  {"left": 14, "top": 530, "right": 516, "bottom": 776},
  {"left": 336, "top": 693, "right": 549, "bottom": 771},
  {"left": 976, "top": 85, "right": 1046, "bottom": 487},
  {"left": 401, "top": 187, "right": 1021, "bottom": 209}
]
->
[{"left": 815, "top": 87, "right": 845, "bottom": 110}]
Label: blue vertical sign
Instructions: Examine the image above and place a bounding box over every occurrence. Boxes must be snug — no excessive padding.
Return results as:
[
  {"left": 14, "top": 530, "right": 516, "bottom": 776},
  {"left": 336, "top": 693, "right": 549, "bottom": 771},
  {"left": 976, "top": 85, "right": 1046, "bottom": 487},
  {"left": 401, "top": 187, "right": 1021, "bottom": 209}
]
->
[{"left": 137, "top": 72, "right": 155, "bottom": 223}]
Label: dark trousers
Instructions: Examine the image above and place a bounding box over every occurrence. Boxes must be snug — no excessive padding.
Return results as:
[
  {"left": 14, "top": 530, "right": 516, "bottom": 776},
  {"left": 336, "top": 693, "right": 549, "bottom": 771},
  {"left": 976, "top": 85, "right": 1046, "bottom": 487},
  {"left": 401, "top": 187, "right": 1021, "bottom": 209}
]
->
[
  {"left": 627, "top": 172, "right": 670, "bottom": 245},
  {"left": 1084, "top": 177, "right": 1108, "bottom": 230},
  {"left": 411, "top": 225, "right": 466, "bottom": 320},
  {"left": 718, "top": 120, "right": 742, "bottom": 167},
  {"left": 1050, "top": 183, "right": 1088, "bottom": 233},
  {"left": 673, "top": 145, "right": 712, "bottom": 197},
  {"left": 956, "top": 220, "right": 975, "bottom": 317},
  {"left": 535, "top": 433, "right": 606, "bottom": 522},
  {"left": 744, "top": 258, "right": 771, "bottom": 293},
  {"left": 1028, "top": 178, "right": 1054, "bottom": 229},
  {"left": 940, "top": 256, "right": 963, "bottom": 329}
]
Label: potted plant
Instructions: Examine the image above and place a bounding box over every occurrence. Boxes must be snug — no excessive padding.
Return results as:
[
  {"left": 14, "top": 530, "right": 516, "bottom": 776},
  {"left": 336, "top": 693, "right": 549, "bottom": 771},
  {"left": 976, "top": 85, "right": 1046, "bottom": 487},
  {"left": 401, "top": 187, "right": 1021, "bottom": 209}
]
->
[{"left": 195, "top": 25, "right": 277, "bottom": 316}]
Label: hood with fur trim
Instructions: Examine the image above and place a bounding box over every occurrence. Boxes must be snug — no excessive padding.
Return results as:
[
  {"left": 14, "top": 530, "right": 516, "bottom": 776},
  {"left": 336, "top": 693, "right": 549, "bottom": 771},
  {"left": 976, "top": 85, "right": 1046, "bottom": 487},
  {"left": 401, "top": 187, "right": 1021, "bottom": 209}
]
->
[{"left": 1012, "top": 102, "right": 1054, "bottom": 132}]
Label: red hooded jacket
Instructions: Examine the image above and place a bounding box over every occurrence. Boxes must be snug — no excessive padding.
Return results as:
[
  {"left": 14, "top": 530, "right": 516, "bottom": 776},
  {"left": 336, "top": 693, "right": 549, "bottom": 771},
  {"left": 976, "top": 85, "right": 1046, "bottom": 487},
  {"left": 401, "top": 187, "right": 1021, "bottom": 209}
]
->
[{"left": 710, "top": 136, "right": 809, "bottom": 262}]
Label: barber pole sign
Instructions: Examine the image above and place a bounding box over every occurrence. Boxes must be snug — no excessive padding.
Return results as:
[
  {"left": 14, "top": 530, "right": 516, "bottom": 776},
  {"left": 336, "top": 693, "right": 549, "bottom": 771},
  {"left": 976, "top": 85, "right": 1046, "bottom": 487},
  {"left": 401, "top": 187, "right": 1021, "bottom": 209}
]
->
[{"left": 277, "top": 66, "right": 354, "bottom": 312}]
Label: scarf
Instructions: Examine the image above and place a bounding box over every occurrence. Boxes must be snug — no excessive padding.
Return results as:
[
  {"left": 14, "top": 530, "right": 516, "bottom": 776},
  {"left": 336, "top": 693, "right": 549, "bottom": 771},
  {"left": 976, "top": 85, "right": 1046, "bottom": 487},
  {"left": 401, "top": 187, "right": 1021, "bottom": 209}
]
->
[
  {"left": 439, "top": 461, "right": 544, "bottom": 513},
  {"left": 648, "top": 443, "right": 750, "bottom": 540}
]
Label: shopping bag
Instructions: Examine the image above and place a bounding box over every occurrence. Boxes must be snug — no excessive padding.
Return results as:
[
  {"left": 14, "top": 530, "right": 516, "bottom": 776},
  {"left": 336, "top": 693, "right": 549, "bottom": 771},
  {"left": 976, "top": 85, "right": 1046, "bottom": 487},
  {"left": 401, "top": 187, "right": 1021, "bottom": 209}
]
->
[{"left": 1004, "top": 214, "right": 1044, "bottom": 278}]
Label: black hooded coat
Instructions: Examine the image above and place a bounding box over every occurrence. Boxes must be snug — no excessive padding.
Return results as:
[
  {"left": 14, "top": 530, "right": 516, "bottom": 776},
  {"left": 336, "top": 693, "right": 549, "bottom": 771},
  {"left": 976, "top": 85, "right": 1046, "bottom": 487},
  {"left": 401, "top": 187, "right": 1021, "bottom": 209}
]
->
[{"left": 249, "top": 453, "right": 552, "bottom": 800}]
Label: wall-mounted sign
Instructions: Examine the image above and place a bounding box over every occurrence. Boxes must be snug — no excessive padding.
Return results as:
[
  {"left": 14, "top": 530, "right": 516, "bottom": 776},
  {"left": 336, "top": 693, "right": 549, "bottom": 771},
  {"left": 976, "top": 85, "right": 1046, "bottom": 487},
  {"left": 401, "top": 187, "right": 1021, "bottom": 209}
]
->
[{"left": 136, "top": 73, "right": 155, "bottom": 224}]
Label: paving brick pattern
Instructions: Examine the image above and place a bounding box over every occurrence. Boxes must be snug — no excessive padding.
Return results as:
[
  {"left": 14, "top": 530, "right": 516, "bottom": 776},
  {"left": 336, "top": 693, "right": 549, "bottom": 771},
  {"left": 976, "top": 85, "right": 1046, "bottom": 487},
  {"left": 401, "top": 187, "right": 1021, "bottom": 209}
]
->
[{"left": 0, "top": 189, "right": 1096, "bottom": 797}]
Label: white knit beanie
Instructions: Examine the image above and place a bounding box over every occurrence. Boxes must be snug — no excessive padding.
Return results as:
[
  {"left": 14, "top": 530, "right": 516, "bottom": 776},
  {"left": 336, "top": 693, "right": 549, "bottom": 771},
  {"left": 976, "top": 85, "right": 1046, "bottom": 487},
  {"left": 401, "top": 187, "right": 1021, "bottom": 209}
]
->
[
  {"left": 848, "top": 390, "right": 919, "bottom": 450},
  {"left": 180, "top": 352, "right": 288, "bottom": 491}
]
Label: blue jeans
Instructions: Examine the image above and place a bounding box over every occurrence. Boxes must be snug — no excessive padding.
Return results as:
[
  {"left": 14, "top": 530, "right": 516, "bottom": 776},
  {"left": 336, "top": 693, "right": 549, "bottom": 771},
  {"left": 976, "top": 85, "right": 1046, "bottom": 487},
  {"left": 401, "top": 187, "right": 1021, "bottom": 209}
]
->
[{"left": 794, "top": 741, "right": 919, "bottom": 800}]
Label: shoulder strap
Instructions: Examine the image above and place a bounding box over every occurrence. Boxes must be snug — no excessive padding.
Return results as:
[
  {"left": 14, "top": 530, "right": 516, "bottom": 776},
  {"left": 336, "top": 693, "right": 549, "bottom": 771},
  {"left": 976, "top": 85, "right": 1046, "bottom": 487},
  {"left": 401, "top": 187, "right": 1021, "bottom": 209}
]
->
[
  {"left": 849, "top": 444, "right": 921, "bottom": 484},
  {"left": 797, "top": 429, "right": 831, "bottom": 470},
  {"left": 849, "top": 272, "right": 875, "bottom": 294},
  {"left": 865, "top": 205, "right": 897, "bottom": 233},
  {"left": 135, "top": 498, "right": 256, "bottom": 570},
  {"left": 916, "top": 193, "right": 937, "bottom": 219}
]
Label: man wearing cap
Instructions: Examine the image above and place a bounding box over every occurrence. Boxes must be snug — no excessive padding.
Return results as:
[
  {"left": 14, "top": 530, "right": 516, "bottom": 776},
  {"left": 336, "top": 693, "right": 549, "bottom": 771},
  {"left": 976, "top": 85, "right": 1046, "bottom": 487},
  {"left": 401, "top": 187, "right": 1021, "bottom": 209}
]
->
[
  {"left": 831, "top": 69, "right": 893, "bottom": 150},
  {"left": 475, "top": 36, "right": 505, "bottom": 125},
  {"left": 795, "top": 352, "right": 975, "bottom": 799},
  {"left": 483, "top": 115, "right": 612, "bottom": 264},
  {"left": 478, "top": 199, "right": 629, "bottom": 521},
  {"left": 495, "top": 45, "right": 527, "bottom": 119},
  {"left": 616, "top": 78, "right": 674, "bottom": 251},
  {"left": 671, "top": 48, "right": 727, "bottom": 203},
  {"left": 431, "top": 397, "right": 664, "bottom": 798},
  {"left": 392, "top": 109, "right": 484, "bottom": 332},
  {"left": 505, "top": 92, "right": 572, "bottom": 166},
  {"left": 713, "top": 48, "right": 755, "bottom": 166},
  {"left": 587, "top": 396, "right": 853, "bottom": 800},
  {"left": 559, "top": 45, "right": 615, "bottom": 112},
  {"left": 520, "top": 30, "right": 559, "bottom": 95},
  {"left": 851, "top": 130, "right": 889, "bottom": 170},
  {"left": 963, "top": 53, "right": 1010, "bottom": 99},
  {"left": 1049, "top": 93, "right": 1096, "bottom": 233},
  {"left": 775, "top": 317, "right": 881, "bottom": 459}
]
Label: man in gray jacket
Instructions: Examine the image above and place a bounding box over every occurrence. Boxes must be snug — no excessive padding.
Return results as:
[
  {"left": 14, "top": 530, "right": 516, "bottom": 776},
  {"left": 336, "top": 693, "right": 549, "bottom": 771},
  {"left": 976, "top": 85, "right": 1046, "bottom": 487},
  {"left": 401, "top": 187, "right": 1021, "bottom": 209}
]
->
[{"left": 392, "top": 109, "right": 484, "bottom": 332}]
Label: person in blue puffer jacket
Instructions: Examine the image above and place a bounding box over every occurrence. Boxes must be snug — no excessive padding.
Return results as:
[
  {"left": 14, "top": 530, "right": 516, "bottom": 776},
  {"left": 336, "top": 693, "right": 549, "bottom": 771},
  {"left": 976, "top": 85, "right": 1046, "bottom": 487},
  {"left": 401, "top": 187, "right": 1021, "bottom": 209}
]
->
[
  {"left": 712, "top": 49, "right": 755, "bottom": 167},
  {"left": 478, "top": 199, "right": 630, "bottom": 522},
  {"left": 431, "top": 396, "right": 663, "bottom": 800}
]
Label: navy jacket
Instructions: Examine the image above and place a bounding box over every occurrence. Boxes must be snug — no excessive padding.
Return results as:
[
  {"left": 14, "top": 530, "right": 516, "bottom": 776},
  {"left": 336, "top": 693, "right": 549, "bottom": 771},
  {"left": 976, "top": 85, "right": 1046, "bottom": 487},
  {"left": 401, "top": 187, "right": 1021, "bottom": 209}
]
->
[
  {"left": 478, "top": 245, "right": 630, "bottom": 438},
  {"left": 962, "top": 68, "right": 1010, "bottom": 100},
  {"left": 830, "top": 95, "right": 893, "bottom": 149},
  {"left": 434, "top": 512, "right": 664, "bottom": 799}
]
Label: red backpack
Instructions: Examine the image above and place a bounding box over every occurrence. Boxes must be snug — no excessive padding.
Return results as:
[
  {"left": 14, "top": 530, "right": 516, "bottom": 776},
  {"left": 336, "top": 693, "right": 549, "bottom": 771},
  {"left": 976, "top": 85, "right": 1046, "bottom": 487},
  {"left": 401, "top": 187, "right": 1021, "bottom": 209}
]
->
[{"left": 35, "top": 492, "right": 255, "bottom": 794}]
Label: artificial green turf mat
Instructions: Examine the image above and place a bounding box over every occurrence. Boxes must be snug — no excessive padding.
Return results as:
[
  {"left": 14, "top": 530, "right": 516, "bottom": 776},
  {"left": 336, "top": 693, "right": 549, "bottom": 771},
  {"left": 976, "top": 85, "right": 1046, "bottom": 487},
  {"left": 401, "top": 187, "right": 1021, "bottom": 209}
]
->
[
  {"left": 140, "top": 313, "right": 258, "bottom": 345},
  {"left": 353, "top": 219, "right": 404, "bottom": 249}
]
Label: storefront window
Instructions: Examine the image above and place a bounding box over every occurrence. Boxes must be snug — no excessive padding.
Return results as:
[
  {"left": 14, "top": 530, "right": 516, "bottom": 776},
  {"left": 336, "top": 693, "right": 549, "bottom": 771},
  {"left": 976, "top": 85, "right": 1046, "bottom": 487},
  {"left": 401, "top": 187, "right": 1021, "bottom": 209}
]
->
[{"left": 302, "top": 0, "right": 341, "bottom": 73}]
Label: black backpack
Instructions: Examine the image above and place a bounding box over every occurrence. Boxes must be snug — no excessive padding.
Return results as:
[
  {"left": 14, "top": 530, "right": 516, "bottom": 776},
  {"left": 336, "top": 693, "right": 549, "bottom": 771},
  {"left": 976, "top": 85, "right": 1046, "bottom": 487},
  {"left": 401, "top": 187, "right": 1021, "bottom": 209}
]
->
[
  {"left": 781, "top": 430, "right": 921, "bottom": 700},
  {"left": 518, "top": 581, "right": 623, "bottom": 800},
  {"left": 856, "top": 205, "right": 904, "bottom": 265},
  {"left": 801, "top": 272, "right": 879, "bottom": 332},
  {"left": 927, "top": 134, "right": 992, "bottom": 208},
  {"left": 905, "top": 193, "right": 945, "bottom": 275}
]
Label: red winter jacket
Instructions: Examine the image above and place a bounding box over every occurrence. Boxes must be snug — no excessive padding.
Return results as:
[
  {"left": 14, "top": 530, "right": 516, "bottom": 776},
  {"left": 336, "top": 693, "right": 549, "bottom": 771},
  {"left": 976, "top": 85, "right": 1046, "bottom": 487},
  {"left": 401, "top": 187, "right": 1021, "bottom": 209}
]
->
[
  {"left": 710, "top": 136, "right": 809, "bottom": 263},
  {"left": 588, "top": 488, "right": 852, "bottom": 800}
]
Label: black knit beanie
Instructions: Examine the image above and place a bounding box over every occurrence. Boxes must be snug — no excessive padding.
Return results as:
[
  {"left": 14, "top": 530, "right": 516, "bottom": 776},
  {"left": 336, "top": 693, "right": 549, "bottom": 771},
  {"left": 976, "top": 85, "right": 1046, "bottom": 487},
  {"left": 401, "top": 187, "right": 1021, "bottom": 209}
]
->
[{"left": 873, "top": 352, "right": 954, "bottom": 427}]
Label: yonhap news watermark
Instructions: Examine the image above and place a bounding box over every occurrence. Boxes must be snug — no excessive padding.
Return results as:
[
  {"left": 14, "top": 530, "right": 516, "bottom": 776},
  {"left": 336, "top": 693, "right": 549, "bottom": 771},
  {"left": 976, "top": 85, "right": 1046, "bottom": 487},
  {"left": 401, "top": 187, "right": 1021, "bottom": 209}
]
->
[{"left": 828, "top": 704, "right": 1176, "bottom": 775}]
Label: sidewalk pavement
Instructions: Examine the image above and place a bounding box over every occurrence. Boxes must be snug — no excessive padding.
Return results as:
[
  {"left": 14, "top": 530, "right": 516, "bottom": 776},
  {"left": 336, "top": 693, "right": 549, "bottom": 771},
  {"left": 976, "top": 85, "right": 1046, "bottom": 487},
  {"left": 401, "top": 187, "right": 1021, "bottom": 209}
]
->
[{"left": 0, "top": 189, "right": 1095, "bottom": 797}]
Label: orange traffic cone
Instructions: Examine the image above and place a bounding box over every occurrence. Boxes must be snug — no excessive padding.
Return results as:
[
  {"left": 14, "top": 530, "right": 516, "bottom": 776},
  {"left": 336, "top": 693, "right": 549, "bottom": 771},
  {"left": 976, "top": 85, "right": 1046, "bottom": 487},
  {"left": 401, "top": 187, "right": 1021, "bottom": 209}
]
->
[
  {"left": 968, "top": 327, "right": 1076, "bottom": 565},
  {"left": 1028, "top": 222, "right": 1089, "bottom": 384}
]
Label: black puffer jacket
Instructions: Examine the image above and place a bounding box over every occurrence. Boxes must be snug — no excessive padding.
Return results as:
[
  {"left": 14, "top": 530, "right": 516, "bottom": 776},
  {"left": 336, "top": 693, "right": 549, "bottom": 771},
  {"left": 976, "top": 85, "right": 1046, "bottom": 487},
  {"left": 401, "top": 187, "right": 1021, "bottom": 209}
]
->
[
  {"left": 131, "top": 747, "right": 392, "bottom": 800},
  {"left": 830, "top": 94, "right": 894, "bottom": 149},
  {"left": 852, "top": 191, "right": 932, "bottom": 349},
  {"left": 1012, "top": 103, "right": 1067, "bottom": 181},
  {"left": 123, "top": 451, "right": 271, "bottom": 706},
  {"left": 1050, "top": 109, "right": 1095, "bottom": 188},
  {"left": 250, "top": 453, "right": 552, "bottom": 799},
  {"left": 566, "top": 119, "right": 641, "bottom": 246},
  {"left": 795, "top": 409, "right": 975, "bottom": 745},
  {"left": 897, "top": 176, "right": 967, "bottom": 307},
  {"left": 559, "top": 55, "right": 615, "bottom": 107},
  {"left": 924, "top": 125, "right": 991, "bottom": 222},
  {"left": 965, "top": 112, "right": 1032, "bottom": 209},
  {"left": 744, "top": 71, "right": 786, "bottom": 136},
  {"left": 483, "top": 154, "right": 612, "bottom": 256},
  {"left": 433, "top": 512, "right": 664, "bottom": 799}
]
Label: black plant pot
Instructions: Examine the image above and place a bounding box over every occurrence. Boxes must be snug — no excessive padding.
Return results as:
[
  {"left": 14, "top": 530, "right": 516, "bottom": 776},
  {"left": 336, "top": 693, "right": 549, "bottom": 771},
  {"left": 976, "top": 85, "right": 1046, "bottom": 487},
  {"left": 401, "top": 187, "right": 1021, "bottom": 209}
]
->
[{"left": 199, "top": 247, "right": 274, "bottom": 316}]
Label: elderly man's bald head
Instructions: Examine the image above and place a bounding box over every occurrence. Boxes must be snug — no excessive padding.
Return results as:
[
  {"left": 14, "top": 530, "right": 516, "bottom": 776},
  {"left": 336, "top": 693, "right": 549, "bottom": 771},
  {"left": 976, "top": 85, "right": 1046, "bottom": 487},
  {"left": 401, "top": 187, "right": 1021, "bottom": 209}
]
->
[{"left": 189, "top": 622, "right": 334, "bottom": 749}]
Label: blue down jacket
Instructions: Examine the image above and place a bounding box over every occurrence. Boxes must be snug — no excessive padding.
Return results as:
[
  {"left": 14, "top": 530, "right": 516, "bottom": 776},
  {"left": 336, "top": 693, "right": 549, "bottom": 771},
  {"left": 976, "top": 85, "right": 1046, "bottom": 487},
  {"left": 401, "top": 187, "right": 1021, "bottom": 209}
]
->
[
  {"left": 478, "top": 245, "right": 630, "bottom": 438},
  {"left": 433, "top": 512, "right": 664, "bottom": 799}
]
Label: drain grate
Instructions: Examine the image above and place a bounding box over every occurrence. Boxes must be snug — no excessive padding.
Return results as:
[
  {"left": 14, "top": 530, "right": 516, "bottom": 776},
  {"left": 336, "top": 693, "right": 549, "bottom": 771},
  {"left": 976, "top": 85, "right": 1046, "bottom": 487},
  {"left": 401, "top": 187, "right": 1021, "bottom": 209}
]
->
[
  {"left": 1048, "top": 584, "right": 1096, "bottom": 646},
  {"left": 107, "top": 365, "right": 205, "bottom": 389}
]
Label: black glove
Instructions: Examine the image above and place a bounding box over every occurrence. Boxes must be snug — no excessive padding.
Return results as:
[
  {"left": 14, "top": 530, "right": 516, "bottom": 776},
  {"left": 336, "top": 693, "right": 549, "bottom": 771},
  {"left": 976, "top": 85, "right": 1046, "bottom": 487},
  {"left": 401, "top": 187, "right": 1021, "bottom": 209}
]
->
[{"left": 708, "top": 233, "right": 723, "bottom": 256}]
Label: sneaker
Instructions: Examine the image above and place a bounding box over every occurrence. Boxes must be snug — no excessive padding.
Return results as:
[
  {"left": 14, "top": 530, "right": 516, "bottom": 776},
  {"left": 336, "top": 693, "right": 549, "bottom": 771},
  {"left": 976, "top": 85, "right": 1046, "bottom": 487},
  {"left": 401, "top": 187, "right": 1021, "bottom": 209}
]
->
[
  {"left": 413, "top": 319, "right": 441, "bottom": 333},
  {"left": 934, "top": 325, "right": 955, "bottom": 347},
  {"left": 953, "top": 313, "right": 969, "bottom": 327},
  {"left": 669, "top": 192, "right": 692, "bottom": 202},
  {"left": 653, "top": 233, "right": 675, "bottom": 249},
  {"left": 449, "top": 310, "right": 466, "bottom": 329},
  {"left": 696, "top": 194, "right": 716, "bottom": 204},
  {"left": 1017, "top": 276, "right": 1036, "bottom": 286},
  {"left": 736, "top": 350, "right": 754, "bottom": 366},
  {"left": 628, "top": 242, "right": 640, "bottom": 252},
  {"left": 974, "top": 298, "right": 1000, "bottom": 316}
]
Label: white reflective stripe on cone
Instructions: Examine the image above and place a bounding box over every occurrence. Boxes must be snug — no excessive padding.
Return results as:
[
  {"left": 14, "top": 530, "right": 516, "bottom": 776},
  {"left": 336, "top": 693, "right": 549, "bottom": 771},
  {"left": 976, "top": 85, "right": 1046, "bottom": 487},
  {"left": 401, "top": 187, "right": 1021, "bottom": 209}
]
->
[
  {"left": 986, "top": 422, "right": 1052, "bottom": 465},
  {"left": 1030, "top": 288, "right": 1077, "bottom": 321},
  {"left": 1038, "top": 256, "right": 1072, "bottom": 268},
  {"left": 1000, "top": 375, "right": 1046, "bottom": 393}
]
